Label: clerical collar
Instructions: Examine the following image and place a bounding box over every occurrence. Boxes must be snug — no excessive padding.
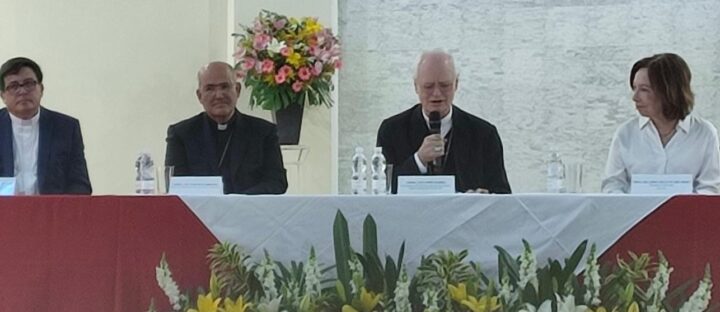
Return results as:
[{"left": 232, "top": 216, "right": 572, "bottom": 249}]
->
[
  {"left": 207, "top": 112, "right": 238, "bottom": 131},
  {"left": 421, "top": 107, "right": 453, "bottom": 138},
  {"left": 9, "top": 108, "right": 41, "bottom": 126}
]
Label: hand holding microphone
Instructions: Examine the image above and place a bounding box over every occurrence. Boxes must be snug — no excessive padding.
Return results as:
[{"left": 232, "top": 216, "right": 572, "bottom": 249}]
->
[{"left": 417, "top": 111, "right": 444, "bottom": 174}]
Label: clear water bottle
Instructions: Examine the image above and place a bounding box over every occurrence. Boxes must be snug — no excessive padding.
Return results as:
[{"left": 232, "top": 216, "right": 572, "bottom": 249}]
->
[
  {"left": 135, "top": 152, "right": 156, "bottom": 194},
  {"left": 351, "top": 147, "right": 367, "bottom": 195},
  {"left": 546, "top": 151, "right": 565, "bottom": 193},
  {"left": 370, "top": 147, "right": 387, "bottom": 195}
]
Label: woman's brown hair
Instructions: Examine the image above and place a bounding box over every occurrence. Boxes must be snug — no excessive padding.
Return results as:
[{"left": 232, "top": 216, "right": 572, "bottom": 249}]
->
[{"left": 630, "top": 53, "right": 694, "bottom": 120}]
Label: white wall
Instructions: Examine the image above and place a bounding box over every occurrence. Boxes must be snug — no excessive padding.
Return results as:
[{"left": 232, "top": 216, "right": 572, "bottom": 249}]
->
[
  {"left": 1, "top": 0, "right": 336, "bottom": 194},
  {"left": 337, "top": 0, "right": 720, "bottom": 193}
]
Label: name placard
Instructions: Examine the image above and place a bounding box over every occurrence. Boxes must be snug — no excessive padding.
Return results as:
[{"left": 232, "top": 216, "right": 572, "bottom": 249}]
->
[
  {"left": 631, "top": 174, "right": 693, "bottom": 195},
  {"left": 169, "top": 176, "right": 224, "bottom": 195},
  {"left": 0, "top": 177, "right": 15, "bottom": 195},
  {"left": 397, "top": 175, "right": 455, "bottom": 195}
]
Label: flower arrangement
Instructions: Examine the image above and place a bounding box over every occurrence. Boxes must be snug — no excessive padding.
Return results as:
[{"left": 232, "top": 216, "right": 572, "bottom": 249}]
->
[
  {"left": 233, "top": 10, "right": 341, "bottom": 111},
  {"left": 149, "top": 211, "right": 713, "bottom": 312}
]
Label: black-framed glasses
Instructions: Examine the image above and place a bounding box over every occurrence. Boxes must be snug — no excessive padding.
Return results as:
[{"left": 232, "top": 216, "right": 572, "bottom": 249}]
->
[{"left": 4, "top": 80, "right": 39, "bottom": 94}]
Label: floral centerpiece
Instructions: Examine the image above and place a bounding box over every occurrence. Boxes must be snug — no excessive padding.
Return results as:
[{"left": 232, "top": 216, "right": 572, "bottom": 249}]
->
[
  {"left": 233, "top": 10, "right": 341, "bottom": 111},
  {"left": 149, "top": 212, "right": 713, "bottom": 312}
]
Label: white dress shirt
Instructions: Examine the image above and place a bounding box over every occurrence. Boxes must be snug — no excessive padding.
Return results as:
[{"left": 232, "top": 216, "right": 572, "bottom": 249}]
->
[
  {"left": 10, "top": 110, "right": 40, "bottom": 195},
  {"left": 414, "top": 107, "right": 453, "bottom": 173},
  {"left": 602, "top": 115, "right": 720, "bottom": 194}
]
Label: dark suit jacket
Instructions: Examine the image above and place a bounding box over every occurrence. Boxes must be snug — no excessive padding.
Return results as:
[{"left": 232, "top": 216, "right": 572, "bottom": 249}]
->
[
  {"left": 0, "top": 107, "right": 92, "bottom": 194},
  {"left": 377, "top": 104, "right": 511, "bottom": 194},
  {"left": 165, "top": 111, "right": 288, "bottom": 194}
]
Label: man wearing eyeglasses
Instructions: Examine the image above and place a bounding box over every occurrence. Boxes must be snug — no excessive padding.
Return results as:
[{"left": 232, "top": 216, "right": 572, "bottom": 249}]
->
[
  {"left": 376, "top": 50, "right": 511, "bottom": 194},
  {"left": 0, "top": 57, "right": 91, "bottom": 194}
]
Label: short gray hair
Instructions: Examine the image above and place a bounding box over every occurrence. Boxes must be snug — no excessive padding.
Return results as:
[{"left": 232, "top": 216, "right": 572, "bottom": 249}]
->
[
  {"left": 197, "top": 62, "right": 234, "bottom": 86},
  {"left": 414, "top": 49, "right": 458, "bottom": 80}
]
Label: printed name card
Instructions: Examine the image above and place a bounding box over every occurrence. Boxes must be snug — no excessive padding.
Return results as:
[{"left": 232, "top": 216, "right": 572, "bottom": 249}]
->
[
  {"left": 0, "top": 177, "right": 15, "bottom": 195},
  {"left": 631, "top": 174, "right": 693, "bottom": 195},
  {"left": 169, "top": 176, "right": 224, "bottom": 195},
  {"left": 397, "top": 175, "right": 455, "bottom": 195}
]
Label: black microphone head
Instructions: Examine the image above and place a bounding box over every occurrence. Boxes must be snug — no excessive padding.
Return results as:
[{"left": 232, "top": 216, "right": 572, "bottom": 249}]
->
[
  {"left": 428, "top": 111, "right": 441, "bottom": 133},
  {"left": 429, "top": 111, "right": 441, "bottom": 122}
]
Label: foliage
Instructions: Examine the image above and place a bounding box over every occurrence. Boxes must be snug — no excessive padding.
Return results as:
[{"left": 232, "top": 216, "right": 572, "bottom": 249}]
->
[
  {"left": 233, "top": 10, "right": 341, "bottom": 111},
  {"left": 149, "top": 212, "right": 712, "bottom": 312}
]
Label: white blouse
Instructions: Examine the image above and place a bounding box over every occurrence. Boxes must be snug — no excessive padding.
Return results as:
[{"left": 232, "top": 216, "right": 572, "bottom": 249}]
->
[{"left": 602, "top": 115, "right": 720, "bottom": 194}]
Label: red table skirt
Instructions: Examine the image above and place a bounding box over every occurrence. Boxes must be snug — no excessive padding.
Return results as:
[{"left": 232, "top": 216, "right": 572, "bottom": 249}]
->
[
  {"left": 0, "top": 195, "right": 717, "bottom": 311},
  {"left": 600, "top": 195, "right": 720, "bottom": 306},
  {"left": 0, "top": 196, "right": 218, "bottom": 312}
]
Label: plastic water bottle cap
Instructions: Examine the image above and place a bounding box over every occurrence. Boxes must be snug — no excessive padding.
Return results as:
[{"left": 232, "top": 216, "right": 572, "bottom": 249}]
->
[{"left": 355, "top": 146, "right": 364, "bottom": 153}]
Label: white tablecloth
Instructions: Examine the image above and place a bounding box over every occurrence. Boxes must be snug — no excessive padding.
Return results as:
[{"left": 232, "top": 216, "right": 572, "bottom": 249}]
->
[{"left": 182, "top": 194, "right": 668, "bottom": 274}]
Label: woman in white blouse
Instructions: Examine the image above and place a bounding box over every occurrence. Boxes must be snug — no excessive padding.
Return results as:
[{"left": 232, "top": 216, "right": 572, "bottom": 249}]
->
[{"left": 602, "top": 53, "right": 720, "bottom": 194}]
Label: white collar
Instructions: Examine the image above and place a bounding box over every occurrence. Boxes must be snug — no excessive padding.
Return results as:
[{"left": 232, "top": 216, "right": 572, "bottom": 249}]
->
[
  {"left": 9, "top": 109, "right": 40, "bottom": 126},
  {"left": 638, "top": 115, "right": 692, "bottom": 133}
]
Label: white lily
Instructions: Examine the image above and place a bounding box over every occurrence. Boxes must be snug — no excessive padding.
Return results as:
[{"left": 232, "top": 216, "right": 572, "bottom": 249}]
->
[
  {"left": 558, "top": 294, "right": 588, "bottom": 312},
  {"left": 267, "top": 38, "right": 286, "bottom": 54},
  {"left": 679, "top": 267, "right": 712, "bottom": 312},
  {"left": 393, "top": 270, "right": 411, "bottom": 312},
  {"left": 519, "top": 300, "right": 552, "bottom": 312},
  {"left": 155, "top": 256, "right": 184, "bottom": 311},
  {"left": 256, "top": 296, "right": 283, "bottom": 312},
  {"left": 583, "top": 244, "right": 602, "bottom": 306},
  {"left": 519, "top": 243, "right": 538, "bottom": 290},
  {"left": 303, "top": 247, "right": 322, "bottom": 297}
]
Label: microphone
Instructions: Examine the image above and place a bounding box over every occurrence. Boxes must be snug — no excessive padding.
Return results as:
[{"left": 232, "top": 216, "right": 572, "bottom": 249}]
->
[{"left": 428, "top": 111, "right": 442, "bottom": 174}]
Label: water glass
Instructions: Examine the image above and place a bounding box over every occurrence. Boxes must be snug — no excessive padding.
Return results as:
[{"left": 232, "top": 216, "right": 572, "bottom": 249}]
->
[
  {"left": 156, "top": 165, "right": 175, "bottom": 195},
  {"left": 565, "top": 162, "right": 583, "bottom": 193}
]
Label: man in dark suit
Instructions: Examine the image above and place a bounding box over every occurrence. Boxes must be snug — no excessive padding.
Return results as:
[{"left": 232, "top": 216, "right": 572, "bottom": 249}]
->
[
  {"left": 0, "top": 57, "right": 92, "bottom": 195},
  {"left": 165, "top": 62, "right": 288, "bottom": 194},
  {"left": 377, "top": 50, "right": 511, "bottom": 194}
]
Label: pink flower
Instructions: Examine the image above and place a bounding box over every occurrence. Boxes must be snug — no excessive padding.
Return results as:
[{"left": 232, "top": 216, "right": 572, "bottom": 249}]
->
[
  {"left": 242, "top": 57, "right": 257, "bottom": 71},
  {"left": 253, "top": 34, "right": 271, "bottom": 50},
  {"left": 280, "top": 46, "right": 291, "bottom": 57},
  {"left": 312, "top": 61, "right": 323, "bottom": 76},
  {"left": 273, "top": 18, "right": 287, "bottom": 30},
  {"left": 316, "top": 50, "right": 331, "bottom": 63},
  {"left": 261, "top": 59, "right": 275, "bottom": 74},
  {"left": 253, "top": 19, "right": 266, "bottom": 33},
  {"left": 298, "top": 67, "right": 311, "bottom": 81},
  {"left": 333, "top": 59, "right": 343, "bottom": 69},
  {"left": 308, "top": 46, "right": 319, "bottom": 57},
  {"left": 274, "top": 73, "right": 287, "bottom": 84},
  {"left": 292, "top": 81, "right": 304, "bottom": 92},
  {"left": 279, "top": 65, "right": 293, "bottom": 76}
]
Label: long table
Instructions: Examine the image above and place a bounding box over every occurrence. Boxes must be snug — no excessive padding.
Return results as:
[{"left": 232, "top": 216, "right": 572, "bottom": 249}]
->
[{"left": 0, "top": 194, "right": 716, "bottom": 311}]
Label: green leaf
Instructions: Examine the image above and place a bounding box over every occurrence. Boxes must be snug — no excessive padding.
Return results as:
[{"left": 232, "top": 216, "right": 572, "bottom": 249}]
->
[
  {"left": 333, "top": 210, "right": 352, "bottom": 303},
  {"left": 363, "top": 215, "right": 378, "bottom": 258},
  {"left": 495, "top": 245, "right": 520, "bottom": 285},
  {"left": 561, "top": 240, "right": 588, "bottom": 283}
]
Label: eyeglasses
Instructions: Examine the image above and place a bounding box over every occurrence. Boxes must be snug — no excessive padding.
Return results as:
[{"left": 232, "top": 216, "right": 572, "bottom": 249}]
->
[{"left": 4, "top": 80, "right": 39, "bottom": 94}]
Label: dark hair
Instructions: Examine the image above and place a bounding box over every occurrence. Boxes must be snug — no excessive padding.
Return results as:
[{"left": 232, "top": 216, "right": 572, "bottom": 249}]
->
[
  {"left": 0, "top": 57, "right": 44, "bottom": 91},
  {"left": 630, "top": 53, "right": 694, "bottom": 120}
]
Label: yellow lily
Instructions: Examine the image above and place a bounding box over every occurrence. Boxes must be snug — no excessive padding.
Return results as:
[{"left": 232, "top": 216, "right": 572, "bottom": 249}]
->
[
  {"left": 187, "top": 293, "right": 221, "bottom": 312},
  {"left": 461, "top": 295, "right": 502, "bottom": 312},
  {"left": 358, "top": 287, "right": 382, "bottom": 312},
  {"left": 342, "top": 305, "right": 359, "bottom": 312},
  {"left": 287, "top": 52, "right": 304, "bottom": 68},
  {"left": 345, "top": 287, "right": 382, "bottom": 312},
  {"left": 627, "top": 302, "right": 639, "bottom": 312},
  {"left": 589, "top": 307, "right": 608, "bottom": 312},
  {"left": 221, "top": 296, "right": 252, "bottom": 312},
  {"left": 448, "top": 283, "right": 468, "bottom": 302}
]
